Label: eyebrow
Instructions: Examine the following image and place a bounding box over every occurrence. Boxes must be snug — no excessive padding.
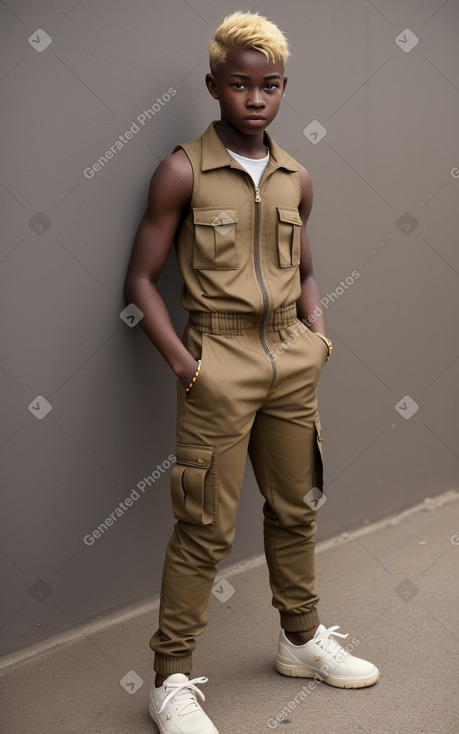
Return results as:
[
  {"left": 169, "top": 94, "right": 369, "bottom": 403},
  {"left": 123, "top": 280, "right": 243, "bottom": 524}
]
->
[{"left": 228, "top": 73, "right": 283, "bottom": 80}]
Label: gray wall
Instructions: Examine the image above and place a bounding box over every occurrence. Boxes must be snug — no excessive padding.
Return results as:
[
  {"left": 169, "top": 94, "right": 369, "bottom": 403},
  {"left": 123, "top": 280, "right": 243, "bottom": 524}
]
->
[{"left": 1, "top": 0, "right": 458, "bottom": 657}]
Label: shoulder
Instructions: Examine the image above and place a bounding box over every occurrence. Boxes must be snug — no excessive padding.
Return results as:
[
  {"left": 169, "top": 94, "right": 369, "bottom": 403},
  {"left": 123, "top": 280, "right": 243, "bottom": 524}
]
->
[
  {"left": 157, "top": 148, "right": 193, "bottom": 183},
  {"left": 292, "top": 160, "right": 313, "bottom": 216},
  {"left": 148, "top": 148, "right": 193, "bottom": 207},
  {"left": 293, "top": 160, "right": 312, "bottom": 189}
]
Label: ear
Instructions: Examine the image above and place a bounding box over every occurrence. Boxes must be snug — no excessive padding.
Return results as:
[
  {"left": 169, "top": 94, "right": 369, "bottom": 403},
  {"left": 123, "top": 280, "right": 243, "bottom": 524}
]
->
[
  {"left": 205, "top": 73, "right": 220, "bottom": 100},
  {"left": 281, "top": 76, "right": 288, "bottom": 96}
]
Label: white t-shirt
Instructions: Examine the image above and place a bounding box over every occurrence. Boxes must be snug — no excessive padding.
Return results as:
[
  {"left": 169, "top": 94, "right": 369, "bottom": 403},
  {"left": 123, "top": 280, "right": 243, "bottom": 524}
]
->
[{"left": 227, "top": 148, "right": 269, "bottom": 188}]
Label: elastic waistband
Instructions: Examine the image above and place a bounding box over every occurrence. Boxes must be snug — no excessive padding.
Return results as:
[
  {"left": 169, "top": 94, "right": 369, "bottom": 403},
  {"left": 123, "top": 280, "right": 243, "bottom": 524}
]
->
[{"left": 187, "top": 304, "right": 298, "bottom": 335}]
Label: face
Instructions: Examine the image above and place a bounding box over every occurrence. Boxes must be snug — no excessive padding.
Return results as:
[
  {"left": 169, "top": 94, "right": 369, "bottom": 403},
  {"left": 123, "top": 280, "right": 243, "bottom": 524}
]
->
[{"left": 206, "top": 47, "right": 287, "bottom": 136}]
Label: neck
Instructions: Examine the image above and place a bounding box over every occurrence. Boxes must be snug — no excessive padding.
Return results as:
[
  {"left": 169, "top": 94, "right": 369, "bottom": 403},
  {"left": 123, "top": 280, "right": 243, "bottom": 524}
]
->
[{"left": 215, "top": 120, "right": 268, "bottom": 159}]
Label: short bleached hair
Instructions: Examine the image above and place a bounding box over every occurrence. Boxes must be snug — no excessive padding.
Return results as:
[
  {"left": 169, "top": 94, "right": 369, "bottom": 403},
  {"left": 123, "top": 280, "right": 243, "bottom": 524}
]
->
[{"left": 209, "top": 11, "right": 290, "bottom": 73}]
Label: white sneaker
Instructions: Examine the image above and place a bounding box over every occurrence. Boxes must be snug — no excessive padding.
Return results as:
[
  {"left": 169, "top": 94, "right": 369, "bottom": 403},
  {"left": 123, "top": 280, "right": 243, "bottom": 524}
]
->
[
  {"left": 149, "top": 673, "right": 219, "bottom": 734},
  {"left": 276, "top": 624, "right": 379, "bottom": 688}
]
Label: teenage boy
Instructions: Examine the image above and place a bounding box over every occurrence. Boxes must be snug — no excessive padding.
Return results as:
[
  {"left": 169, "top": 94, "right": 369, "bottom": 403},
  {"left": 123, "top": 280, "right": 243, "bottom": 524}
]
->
[{"left": 124, "top": 11, "right": 379, "bottom": 734}]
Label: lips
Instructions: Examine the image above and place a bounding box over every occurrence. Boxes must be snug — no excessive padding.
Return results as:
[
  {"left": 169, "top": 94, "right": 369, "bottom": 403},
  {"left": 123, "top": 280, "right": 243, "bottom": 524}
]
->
[{"left": 245, "top": 116, "right": 265, "bottom": 120}]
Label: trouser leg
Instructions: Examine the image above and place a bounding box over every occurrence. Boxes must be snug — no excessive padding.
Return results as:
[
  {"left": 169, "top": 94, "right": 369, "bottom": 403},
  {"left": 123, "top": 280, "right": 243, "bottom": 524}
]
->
[
  {"left": 150, "top": 327, "right": 269, "bottom": 675},
  {"left": 248, "top": 321, "right": 328, "bottom": 632}
]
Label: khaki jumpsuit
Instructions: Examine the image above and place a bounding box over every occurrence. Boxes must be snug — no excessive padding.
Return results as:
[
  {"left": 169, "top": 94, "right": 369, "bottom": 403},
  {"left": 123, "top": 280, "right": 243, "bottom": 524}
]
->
[{"left": 150, "top": 122, "right": 328, "bottom": 676}]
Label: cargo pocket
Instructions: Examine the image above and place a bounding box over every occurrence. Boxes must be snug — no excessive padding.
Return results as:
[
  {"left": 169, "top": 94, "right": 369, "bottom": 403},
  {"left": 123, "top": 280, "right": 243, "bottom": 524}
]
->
[
  {"left": 171, "top": 443, "right": 216, "bottom": 524},
  {"left": 313, "top": 417, "right": 324, "bottom": 492},
  {"left": 277, "top": 207, "right": 302, "bottom": 267},
  {"left": 193, "top": 207, "right": 239, "bottom": 270}
]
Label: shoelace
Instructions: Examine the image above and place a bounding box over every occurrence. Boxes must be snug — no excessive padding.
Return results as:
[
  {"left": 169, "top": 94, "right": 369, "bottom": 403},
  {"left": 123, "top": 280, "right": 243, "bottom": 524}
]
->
[
  {"left": 313, "top": 625, "right": 350, "bottom": 659},
  {"left": 157, "top": 676, "right": 208, "bottom": 715}
]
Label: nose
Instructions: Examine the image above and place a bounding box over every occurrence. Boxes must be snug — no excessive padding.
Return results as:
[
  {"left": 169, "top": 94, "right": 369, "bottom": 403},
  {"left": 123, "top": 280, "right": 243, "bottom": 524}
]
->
[{"left": 247, "top": 88, "right": 265, "bottom": 109}]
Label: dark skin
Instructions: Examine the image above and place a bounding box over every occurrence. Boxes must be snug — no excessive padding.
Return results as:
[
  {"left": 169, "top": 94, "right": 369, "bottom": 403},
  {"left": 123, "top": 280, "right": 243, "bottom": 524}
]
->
[{"left": 124, "top": 48, "right": 328, "bottom": 685}]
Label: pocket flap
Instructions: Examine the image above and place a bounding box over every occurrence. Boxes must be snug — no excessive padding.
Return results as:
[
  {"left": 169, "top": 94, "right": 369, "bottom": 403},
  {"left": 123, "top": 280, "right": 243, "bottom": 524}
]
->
[
  {"left": 193, "top": 208, "right": 238, "bottom": 227},
  {"left": 175, "top": 443, "right": 213, "bottom": 469},
  {"left": 172, "top": 443, "right": 216, "bottom": 525},
  {"left": 277, "top": 207, "right": 302, "bottom": 226}
]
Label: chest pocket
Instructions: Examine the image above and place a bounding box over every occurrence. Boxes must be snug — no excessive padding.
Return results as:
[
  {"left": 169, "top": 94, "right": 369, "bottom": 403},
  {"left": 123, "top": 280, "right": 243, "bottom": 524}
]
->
[
  {"left": 193, "top": 207, "right": 239, "bottom": 269},
  {"left": 277, "top": 207, "right": 302, "bottom": 268}
]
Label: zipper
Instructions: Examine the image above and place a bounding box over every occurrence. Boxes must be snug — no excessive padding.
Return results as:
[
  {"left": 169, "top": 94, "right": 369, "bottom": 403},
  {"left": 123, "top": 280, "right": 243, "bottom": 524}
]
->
[{"left": 253, "top": 185, "right": 277, "bottom": 388}]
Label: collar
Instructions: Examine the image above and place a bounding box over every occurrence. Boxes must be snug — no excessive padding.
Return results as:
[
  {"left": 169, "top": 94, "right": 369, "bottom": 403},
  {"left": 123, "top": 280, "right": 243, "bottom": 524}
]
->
[{"left": 201, "top": 121, "right": 298, "bottom": 174}]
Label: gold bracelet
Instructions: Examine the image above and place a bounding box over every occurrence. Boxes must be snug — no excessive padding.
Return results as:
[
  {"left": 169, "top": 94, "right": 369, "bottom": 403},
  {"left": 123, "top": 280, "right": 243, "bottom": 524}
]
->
[
  {"left": 314, "top": 333, "right": 333, "bottom": 361},
  {"left": 185, "top": 359, "right": 202, "bottom": 395}
]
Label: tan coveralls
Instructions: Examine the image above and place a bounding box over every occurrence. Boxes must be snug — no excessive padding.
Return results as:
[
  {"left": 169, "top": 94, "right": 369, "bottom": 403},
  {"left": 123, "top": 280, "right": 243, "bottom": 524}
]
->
[{"left": 150, "top": 122, "right": 328, "bottom": 675}]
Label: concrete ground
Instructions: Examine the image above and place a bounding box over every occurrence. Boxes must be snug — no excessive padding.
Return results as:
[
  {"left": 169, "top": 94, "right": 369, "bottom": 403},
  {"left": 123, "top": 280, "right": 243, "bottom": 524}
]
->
[{"left": 1, "top": 490, "right": 458, "bottom": 734}]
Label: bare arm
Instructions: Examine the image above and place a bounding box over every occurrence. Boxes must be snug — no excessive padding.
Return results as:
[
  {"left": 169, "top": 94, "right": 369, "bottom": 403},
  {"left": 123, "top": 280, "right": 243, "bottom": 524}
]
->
[
  {"left": 295, "top": 164, "right": 327, "bottom": 337},
  {"left": 124, "top": 150, "right": 198, "bottom": 387}
]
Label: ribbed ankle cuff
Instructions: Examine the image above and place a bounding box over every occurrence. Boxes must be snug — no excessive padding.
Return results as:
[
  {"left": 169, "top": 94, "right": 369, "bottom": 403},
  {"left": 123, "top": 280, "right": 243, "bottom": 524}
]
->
[
  {"left": 280, "top": 609, "right": 320, "bottom": 632},
  {"left": 154, "top": 653, "right": 193, "bottom": 676}
]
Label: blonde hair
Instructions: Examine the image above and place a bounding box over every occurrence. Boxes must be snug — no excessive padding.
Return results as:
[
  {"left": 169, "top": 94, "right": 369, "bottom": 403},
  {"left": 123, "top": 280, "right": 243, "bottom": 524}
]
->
[{"left": 209, "top": 11, "right": 290, "bottom": 73}]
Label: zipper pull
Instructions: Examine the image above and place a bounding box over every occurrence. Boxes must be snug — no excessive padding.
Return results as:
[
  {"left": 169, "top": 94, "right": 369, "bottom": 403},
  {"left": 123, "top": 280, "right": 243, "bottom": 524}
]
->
[{"left": 254, "top": 186, "right": 261, "bottom": 203}]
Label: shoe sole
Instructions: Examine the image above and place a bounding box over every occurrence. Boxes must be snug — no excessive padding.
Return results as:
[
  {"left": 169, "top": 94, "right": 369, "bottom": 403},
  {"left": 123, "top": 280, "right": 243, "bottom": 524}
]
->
[
  {"left": 148, "top": 701, "right": 219, "bottom": 734},
  {"left": 275, "top": 654, "right": 380, "bottom": 688}
]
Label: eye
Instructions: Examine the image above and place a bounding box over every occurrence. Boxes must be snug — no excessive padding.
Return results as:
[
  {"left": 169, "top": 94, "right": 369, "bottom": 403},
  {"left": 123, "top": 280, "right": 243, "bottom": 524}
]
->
[
  {"left": 231, "top": 82, "right": 246, "bottom": 90},
  {"left": 265, "top": 83, "right": 280, "bottom": 91}
]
